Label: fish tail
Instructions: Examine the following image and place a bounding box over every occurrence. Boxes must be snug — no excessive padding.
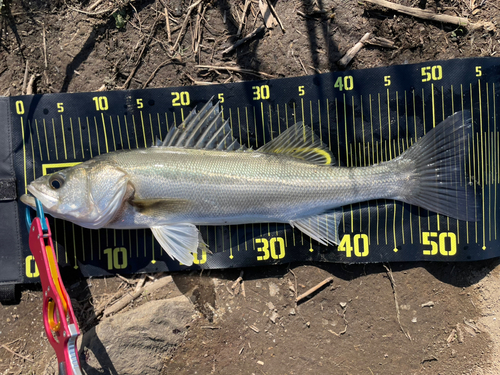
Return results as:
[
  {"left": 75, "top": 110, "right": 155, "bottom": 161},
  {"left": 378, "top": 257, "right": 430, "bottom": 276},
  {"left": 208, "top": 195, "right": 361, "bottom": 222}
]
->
[{"left": 396, "top": 111, "right": 478, "bottom": 221}]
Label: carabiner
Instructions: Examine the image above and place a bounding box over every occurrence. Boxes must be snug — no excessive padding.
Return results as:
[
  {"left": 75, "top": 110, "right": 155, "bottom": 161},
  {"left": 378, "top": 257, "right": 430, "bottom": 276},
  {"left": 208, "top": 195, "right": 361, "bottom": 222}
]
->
[{"left": 25, "top": 196, "right": 48, "bottom": 232}]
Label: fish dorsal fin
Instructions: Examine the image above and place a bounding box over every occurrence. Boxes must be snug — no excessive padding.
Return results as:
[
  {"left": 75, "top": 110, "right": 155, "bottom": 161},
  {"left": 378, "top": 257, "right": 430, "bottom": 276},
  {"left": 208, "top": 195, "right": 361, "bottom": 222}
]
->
[
  {"left": 162, "top": 100, "right": 246, "bottom": 151},
  {"left": 257, "top": 123, "right": 336, "bottom": 165}
]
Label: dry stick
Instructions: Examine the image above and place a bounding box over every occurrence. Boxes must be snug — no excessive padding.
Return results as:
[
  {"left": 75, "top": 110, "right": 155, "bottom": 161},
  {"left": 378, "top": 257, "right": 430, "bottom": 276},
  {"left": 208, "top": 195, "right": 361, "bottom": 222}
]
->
[
  {"left": 165, "top": 7, "right": 171, "bottom": 42},
  {"left": 383, "top": 264, "right": 411, "bottom": 341},
  {"left": 338, "top": 32, "right": 371, "bottom": 67},
  {"left": 196, "top": 64, "right": 276, "bottom": 78},
  {"left": 26, "top": 74, "right": 37, "bottom": 95},
  {"left": 142, "top": 60, "right": 172, "bottom": 89},
  {"left": 296, "top": 276, "right": 334, "bottom": 303},
  {"left": 363, "top": 0, "right": 495, "bottom": 31},
  {"left": 366, "top": 36, "right": 395, "bottom": 49},
  {"left": 87, "top": 0, "right": 104, "bottom": 11},
  {"left": 68, "top": 7, "right": 115, "bottom": 16},
  {"left": 42, "top": 25, "right": 48, "bottom": 68},
  {"left": 0, "top": 344, "right": 33, "bottom": 362},
  {"left": 103, "top": 275, "right": 172, "bottom": 317},
  {"left": 172, "top": 0, "right": 203, "bottom": 52},
  {"left": 237, "top": 0, "right": 252, "bottom": 37},
  {"left": 193, "top": 2, "right": 206, "bottom": 54},
  {"left": 222, "top": 25, "right": 266, "bottom": 54},
  {"left": 231, "top": 270, "right": 244, "bottom": 290},
  {"left": 265, "top": 0, "right": 285, "bottom": 32}
]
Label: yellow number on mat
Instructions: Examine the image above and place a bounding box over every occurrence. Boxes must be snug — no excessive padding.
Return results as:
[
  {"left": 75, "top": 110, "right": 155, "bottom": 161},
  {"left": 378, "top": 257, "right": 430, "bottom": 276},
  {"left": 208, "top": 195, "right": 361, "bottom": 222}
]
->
[
  {"left": 25, "top": 255, "right": 39, "bottom": 278},
  {"left": 103, "top": 247, "right": 128, "bottom": 270},
  {"left": 338, "top": 234, "right": 369, "bottom": 257},
  {"left": 256, "top": 237, "right": 285, "bottom": 261}
]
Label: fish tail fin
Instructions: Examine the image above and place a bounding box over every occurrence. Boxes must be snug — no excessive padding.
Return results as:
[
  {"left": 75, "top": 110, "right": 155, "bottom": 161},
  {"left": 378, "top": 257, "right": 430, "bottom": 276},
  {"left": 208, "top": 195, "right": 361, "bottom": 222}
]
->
[{"left": 396, "top": 111, "right": 478, "bottom": 221}]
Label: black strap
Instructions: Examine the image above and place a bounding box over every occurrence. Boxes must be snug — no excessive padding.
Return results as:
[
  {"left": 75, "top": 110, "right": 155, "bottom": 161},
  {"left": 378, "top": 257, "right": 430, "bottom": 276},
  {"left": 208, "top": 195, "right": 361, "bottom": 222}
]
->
[{"left": 0, "top": 178, "right": 17, "bottom": 201}]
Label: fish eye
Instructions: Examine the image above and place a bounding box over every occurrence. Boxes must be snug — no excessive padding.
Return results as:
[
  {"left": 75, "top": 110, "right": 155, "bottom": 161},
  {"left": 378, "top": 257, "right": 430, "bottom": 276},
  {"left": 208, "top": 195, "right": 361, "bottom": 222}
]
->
[{"left": 49, "top": 174, "right": 65, "bottom": 190}]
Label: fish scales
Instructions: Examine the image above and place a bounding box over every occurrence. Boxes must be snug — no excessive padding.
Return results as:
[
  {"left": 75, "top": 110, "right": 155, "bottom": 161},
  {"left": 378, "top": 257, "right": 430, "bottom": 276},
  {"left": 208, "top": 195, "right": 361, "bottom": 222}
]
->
[{"left": 102, "top": 148, "right": 404, "bottom": 227}]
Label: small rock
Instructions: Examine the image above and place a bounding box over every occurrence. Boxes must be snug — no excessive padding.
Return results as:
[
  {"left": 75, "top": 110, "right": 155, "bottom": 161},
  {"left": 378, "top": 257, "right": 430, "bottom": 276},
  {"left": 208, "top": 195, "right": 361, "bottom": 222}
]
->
[
  {"left": 270, "top": 311, "right": 279, "bottom": 324},
  {"left": 288, "top": 308, "right": 296, "bottom": 315},
  {"left": 268, "top": 282, "right": 280, "bottom": 297},
  {"left": 421, "top": 301, "right": 435, "bottom": 308},
  {"left": 257, "top": 360, "right": 264, "bottom": 366},
  {"left": 412, "top": 317, "right": 417, "bottom": 323},
  {"left": 79, "top": 296, "right": 195, "bottom": 375},
  {"left": 339, "top": 302, "right": 347, "bottom": 309},
  {"left": 266, "top": 302, "right": 275, "bottom": 310}
]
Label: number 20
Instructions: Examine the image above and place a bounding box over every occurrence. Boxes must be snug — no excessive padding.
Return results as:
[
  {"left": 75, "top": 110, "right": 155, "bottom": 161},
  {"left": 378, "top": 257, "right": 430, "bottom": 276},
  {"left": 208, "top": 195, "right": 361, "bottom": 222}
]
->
[{"left": 171, "top": 91, "right": 190, "bottom": 106}]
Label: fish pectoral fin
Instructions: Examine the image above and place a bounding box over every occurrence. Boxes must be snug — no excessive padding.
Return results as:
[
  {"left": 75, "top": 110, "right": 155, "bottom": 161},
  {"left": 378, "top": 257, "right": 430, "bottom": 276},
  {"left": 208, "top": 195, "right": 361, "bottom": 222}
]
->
[
  {"left": 131, "top": 198, "right": 192, "bottom": 215},
  {"left": 290, "top": 210, "right": 343, "bottom": 246},
  {"left": 151, "top": 224, "right": 202, "bottom": 266},
  {"left": 257, "top": 123, "right": 336, "bottom": 166}
]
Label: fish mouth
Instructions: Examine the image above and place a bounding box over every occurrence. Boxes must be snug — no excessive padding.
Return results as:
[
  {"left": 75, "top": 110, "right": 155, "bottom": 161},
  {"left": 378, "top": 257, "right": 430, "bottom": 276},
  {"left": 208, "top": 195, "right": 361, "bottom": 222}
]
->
[
  {"left": 23, "top": 185, "right": 59, "bottom": 211},
  {"left": 20, "top": 194, "right": 36, "bottom": 208}
]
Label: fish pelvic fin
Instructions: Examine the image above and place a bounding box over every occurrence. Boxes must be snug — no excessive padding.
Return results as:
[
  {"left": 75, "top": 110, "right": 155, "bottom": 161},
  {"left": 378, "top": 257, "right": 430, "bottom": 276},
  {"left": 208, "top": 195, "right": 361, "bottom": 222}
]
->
[
  {"left": 395, "top": 110, "right": 478, "bottom": 221},
  {"left": 290, "top": 210, "right": 342, "bottom": 246},
  {"left": 258, "top": 123, "right": 336, "bottom": 165},
  {"left": 151, "top": 223, "right": 205, "bottom": 266}
]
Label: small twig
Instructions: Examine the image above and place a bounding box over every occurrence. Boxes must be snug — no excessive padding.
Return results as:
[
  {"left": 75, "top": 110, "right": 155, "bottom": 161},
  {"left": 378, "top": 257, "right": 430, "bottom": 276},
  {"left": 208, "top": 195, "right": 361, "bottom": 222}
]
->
[
  {"left": 296, "top": 276, "right": 334, "bottom": 303},
  {"left": 338, "top": 32, "right": 371, "bottom": 67},
  {"left": 165, "top": 7, "right": 171, "bottom": 42},
  {"left": 231, "top": 270, "right": 244, "bottom": 290},
  {"left": 134, "top": 274, "right": 147, "bottom": 292},
  {"left": 103, "top": 275, "right": 172, "bottom": 316},
  {"left": 222, "top": 25, "right": 265, "bottom": 54},
  {"left": 87, "top": 0, "right": 104, "bottom": 11},
  {"left": 289, "top": 269, "right": 298, "bottom": 306},
  {"left": 116, "top": 274, "right": 136, "bottom": 285},
  {"left": 249, "top": 325, "right": 260, "bottom": 333},
  {"left": 201, "top": 326, "right": 221, "bottom": 329},
  {"left": 237, "top": 0, "right": 252, "bottom": 37},
  {"left": 172, "top": 0, "right": 203, "bottom": 52},
  {"left": 0, "top": 344, "right": 33, "bottom": 362},
  {"left": 143, "top": 60, "right": 172, "bottom": 88},
  {"left": 366, "top": 36, "right": 395, "bottom": 49},
  {"left": 383, "top": 264, "right": 411, "bottom": 341},
  {"left": 42, "top": 25, "right": 48, "bottom": 68},
  {"left": 68, "top": 6, "right": 115, "bottom": 16},
  {"left": 22, "top": 60, "right": 29, "bottom": 95},
  {"left": 184, "top": 73, "right": 218, "bottom": 85},
  {"left": 26, "top": 74, "right": 38, "bottom": 95},
  {"left": 196, "top": 64, "right": 275, "bottom": 78},
  {"left": 363, "top": 0, "right": 495, "bottom": 31},
  {"left": 266, "top": 0, "right": 285, "bottom": 32},
  {"left": 297, "top": 56, "right": 308, "bottom": 75}
]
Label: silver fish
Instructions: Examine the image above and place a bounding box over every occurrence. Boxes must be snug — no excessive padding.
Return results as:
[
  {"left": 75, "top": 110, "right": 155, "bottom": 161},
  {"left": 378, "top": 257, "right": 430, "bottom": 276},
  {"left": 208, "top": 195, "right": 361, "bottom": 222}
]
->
[{"left": 21, "top": 101, "right": 476, "bottom": 265}]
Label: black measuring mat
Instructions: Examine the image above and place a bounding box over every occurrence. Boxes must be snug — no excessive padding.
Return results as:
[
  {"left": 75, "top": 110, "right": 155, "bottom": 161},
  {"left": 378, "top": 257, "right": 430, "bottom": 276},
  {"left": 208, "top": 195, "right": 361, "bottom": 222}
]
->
[{"left": 2, "top": 56, "right": 500, "bottom": 286}]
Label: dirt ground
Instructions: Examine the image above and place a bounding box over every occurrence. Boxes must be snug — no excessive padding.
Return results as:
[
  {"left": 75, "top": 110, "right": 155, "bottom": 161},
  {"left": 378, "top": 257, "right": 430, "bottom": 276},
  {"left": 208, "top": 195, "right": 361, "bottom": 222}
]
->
[{"left": 1, "top": 0, "right": 500, "bottom": 374}]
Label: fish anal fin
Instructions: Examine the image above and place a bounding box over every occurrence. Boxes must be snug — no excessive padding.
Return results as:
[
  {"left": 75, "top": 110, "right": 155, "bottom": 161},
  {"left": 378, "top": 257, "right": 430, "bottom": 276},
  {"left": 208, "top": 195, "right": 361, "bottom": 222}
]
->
[
  {"left": 258, "top": 123, "right": 336, "bottom": 165},
  {"left": 151, "top": 223, "right": 202, "bottom": 266},
  {"left": 290, "top": 211, "right": 342, "bottom": 246}
]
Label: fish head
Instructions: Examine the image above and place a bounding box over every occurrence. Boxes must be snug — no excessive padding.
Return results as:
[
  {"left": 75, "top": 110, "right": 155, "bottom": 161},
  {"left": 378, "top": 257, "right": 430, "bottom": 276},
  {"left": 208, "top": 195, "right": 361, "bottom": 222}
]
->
[{"left": 21, "top": 161, "right": 129, "bottom": 228}]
